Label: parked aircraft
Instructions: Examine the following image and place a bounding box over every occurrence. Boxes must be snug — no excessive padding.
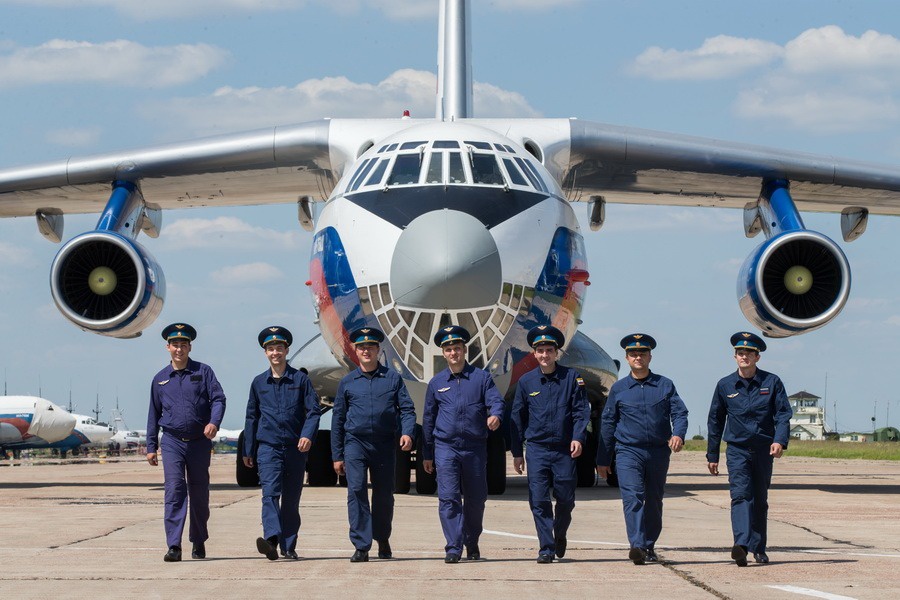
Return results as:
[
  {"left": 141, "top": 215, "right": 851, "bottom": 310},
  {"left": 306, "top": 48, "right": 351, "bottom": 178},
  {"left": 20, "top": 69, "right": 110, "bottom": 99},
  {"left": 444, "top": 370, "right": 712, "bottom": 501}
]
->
[
  {"left": 1, "top": 396, "right": 77, "bottom": 455},
  {"left": 109, "top": 409, "right": 146, "bottom": 449},
  {"left": 2, "top": 1, "right": 899, "bottom": 491}
]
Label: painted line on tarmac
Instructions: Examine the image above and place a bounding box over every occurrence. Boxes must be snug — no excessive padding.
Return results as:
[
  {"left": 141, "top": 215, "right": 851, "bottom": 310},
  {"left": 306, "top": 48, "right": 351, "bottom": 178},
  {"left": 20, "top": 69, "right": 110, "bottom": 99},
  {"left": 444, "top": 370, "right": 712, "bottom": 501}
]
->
[
  {"left": 799, "top": 549, "right": 900, "bottom": 558},
  {"left": 483, "top": 529, "right": 628, "bottom": 547},
  {"left": 767, "top": 584, "right": 858, "bottom": 600}
]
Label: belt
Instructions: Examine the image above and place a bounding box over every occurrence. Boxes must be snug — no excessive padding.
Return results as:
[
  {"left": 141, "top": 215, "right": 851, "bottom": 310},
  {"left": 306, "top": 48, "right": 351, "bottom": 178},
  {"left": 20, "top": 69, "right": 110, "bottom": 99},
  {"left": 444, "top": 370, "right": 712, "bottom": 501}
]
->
[{"left": 163, "top": 429, "right": 203, "bottom": 442}]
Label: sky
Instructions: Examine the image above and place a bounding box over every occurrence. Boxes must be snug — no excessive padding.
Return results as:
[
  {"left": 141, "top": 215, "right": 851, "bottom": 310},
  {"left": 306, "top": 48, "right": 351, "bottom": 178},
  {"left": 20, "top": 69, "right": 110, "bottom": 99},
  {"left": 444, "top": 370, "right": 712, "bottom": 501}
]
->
[{"left": 2, "top": 0, "right": 900, "bottom": 434}]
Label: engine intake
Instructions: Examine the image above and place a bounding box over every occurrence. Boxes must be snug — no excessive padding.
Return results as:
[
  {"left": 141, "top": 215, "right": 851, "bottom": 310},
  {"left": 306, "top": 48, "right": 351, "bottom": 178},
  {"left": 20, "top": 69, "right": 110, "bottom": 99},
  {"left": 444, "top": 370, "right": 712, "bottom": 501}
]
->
[
  {"left": 738, "top": 230, "right": 850, "bottom": 337},
  {"left": 50, "top": 231, "right": 165, "bottom": 338}
]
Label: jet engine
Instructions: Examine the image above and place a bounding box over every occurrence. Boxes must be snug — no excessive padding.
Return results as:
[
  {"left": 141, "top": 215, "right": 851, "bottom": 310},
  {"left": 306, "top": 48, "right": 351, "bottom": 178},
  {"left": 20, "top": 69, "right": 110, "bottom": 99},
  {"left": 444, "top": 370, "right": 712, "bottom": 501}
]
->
[
  {"left": 49, "top": 231, "right": 165, "bottom": 338},
  {"left": 737, "top": 230, "right": 850, "bottom": 338}
]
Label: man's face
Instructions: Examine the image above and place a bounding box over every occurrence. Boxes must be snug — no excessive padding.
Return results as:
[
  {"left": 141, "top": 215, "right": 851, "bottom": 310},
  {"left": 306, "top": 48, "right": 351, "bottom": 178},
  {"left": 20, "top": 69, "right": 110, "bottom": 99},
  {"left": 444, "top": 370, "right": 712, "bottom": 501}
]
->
[
  {"left": 265, "top": 342, "right": 288, "bottom": 368},
  {"left": 167, "top": 339, "right": 191, "bottom": 364},
  {"left": 533, "top": 343, "right": 559, "bottom": 369},
  {"left": 442, "top": 341, "right": 466, "bottom": 368},
  {"left": 734, "top": 349, "right": 760, "bottom": 370},
  {"left": 355, "top": 342, "right": 379, "bottom": 367},
  {"left": 625, "top": 348, "right": 651, "bottom": 371}
]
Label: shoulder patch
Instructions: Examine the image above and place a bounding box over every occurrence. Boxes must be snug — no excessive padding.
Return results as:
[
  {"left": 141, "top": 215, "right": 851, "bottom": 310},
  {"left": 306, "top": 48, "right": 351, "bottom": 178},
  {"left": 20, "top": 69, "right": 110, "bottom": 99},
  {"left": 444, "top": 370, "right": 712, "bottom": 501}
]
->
[
  {"left": 438, "top": 387, "right": 451, "bottom": 393},
  {"left": 529, "top": 391, "right": 540, "bottom": 397},
  {"left": 575, "top": 377, "right": 585, "bottom": 387},
  {"left": 157, "top": 380, "right": 169, "bottom": 386}
]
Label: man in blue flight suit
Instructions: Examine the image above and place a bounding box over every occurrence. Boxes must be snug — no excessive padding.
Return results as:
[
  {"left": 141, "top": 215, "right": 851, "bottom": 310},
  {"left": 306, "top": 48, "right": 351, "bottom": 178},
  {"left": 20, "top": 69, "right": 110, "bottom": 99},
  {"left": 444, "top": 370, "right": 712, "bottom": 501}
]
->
[
  {"left": 596, "top": 333, "right": 688, "bottom": 565},
  {"left": 422, "top": 325, "right": 505, "bottom": 564},
  {"left": 243, "top": 326, "right": 321, "bottom": 561},
  {"left": 332, "top": 327, "right": 416, "bottom": 563},
  {"left": 511, "top": 325, "right": 590, "bottom": 563},
  {"left": 707, "top": 332, "right": 792, "bottom": 567},
  {"left": 147, "top": 323, "right": 226, "bottom": 562}
]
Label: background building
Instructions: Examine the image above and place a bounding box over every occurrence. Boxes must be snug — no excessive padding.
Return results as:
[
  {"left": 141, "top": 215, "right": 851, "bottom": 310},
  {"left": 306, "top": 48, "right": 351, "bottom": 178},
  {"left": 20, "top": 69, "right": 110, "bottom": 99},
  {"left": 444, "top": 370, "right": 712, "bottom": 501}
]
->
[{"left": 789, "top": 390, "right": 826, "bottom": 441}]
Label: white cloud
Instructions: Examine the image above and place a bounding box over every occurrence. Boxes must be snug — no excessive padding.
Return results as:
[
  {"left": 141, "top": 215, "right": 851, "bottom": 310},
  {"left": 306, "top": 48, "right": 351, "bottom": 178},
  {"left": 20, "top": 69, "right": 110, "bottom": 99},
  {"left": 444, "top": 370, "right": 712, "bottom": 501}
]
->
[
  {"left": 0, "top": 39, "right": 227, "bottom": 88},
  {"left": 161, "top": 216, "right": 302, "bottom": 249},
  {"left": 629, "top": 35, "right": 783, "bottom": 80},
  {"left": 143, "top": 69, "right": 539, "bottom": 136},
  {"left": 885, "top": 315, "right": 900, "bottom": 327},
  {"left": 783, "top": 26, "right": 900, "bottom": 76},
  {"left": 210, "top": 262, "right": 284, "bottom": 285},
  {"left": 44, "top": 127, "right": 103, "bottom": 148}
]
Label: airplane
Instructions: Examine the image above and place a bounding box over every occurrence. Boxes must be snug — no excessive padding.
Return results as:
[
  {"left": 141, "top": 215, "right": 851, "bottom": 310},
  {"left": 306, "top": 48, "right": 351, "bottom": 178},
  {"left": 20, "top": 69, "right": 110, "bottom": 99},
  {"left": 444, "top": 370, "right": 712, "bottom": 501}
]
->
[
  {"left": 70, "top": 413, "right": 115, "bottom": 451},
  {"left": 1, "top": 0, "right": 899, "bottom": 491},
  {"left": 1, "top": 395, "right": 77, "bottom": 457},
  {"left": 109, "top": 409, "right": 147, "bottom": 449}
]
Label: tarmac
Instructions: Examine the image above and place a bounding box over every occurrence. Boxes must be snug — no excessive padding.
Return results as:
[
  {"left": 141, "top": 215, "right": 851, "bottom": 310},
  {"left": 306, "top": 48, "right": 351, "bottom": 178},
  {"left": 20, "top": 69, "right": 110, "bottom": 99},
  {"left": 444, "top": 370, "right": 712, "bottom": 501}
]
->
[{"left": 1, "top": 450, "right": 898, "bottom": 600}]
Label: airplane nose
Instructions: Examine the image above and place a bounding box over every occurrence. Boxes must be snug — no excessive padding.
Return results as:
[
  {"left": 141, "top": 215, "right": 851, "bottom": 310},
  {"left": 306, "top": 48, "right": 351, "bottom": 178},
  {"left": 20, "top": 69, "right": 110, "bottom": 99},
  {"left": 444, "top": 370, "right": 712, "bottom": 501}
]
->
[
  {"left": 29, "top": 400, "right": 77, "bottom": 443},
  {"left": 390, "top": 209, "right": 501, "bottom": 309}
]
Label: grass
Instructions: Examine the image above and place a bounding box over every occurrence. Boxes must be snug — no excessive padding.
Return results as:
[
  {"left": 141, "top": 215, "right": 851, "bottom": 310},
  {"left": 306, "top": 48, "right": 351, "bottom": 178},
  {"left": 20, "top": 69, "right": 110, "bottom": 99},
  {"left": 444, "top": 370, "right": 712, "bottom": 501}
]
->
[{"left": 683, "top": 438, "right": 900, "bottom": 460}]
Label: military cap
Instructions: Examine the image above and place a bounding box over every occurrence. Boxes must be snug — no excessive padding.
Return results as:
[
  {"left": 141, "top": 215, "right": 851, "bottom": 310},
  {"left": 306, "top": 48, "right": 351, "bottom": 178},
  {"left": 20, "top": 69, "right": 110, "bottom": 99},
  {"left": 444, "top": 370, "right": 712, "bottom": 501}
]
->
[
  {"left": 433, "top": 325, "right": 470, "bottom": 347},
  {"left": 258, "top": 326, "right": 293, "bottom": 348},
  {"left": 731, "top": 331, "right": 766, "bottom": 353},
  {"left": 620, "top": 333, "right": 656, "bottom": 351},
  {"left": 527, "top": 324, "right": 565, "bottom": 348},
  {"left": 161, "top": 323, "right": 196, "bottom": 342},
  {"left": 349, "top": 327, "right": 385, "bottom": 345}
]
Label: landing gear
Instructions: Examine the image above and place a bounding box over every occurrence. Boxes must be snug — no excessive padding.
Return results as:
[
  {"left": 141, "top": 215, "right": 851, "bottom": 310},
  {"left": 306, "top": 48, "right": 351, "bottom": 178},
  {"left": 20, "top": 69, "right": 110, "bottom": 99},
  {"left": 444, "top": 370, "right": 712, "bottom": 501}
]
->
[
  {"left": 394, "top": 436, "right": 412, "bottom": 494},
  {"left": 235, "top": 431, "right": 260, "bottom": 488},
  {"left": 306, "top": 429, "right": 337, "bottom": 487},
  {"left": 414, "top": 425, "right": 437, "bottom": 495}
]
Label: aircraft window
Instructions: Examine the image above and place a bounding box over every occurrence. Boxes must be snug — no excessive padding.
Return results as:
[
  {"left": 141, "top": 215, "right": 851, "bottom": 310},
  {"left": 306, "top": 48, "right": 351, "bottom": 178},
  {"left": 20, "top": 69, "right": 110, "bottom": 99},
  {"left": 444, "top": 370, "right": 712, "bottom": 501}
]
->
[
  {"left": 365, "top": 159, "right": 389, "bottom": 187},
  {"left": 447, "top": 152, "right": 467, "bottom": 183},
  {"left": 359, "top": 286, "right": 372, "bottom": 314},
  {"left": 493, "top": 143, "right": 506, "bottom": 152},
  {"left": 477, "top": 309, "right": 492, "bottom": 326},
  {"left": 504, "top": 145, "right": 515, "bottom": 153},
  {"left": 349, "top": 158, "right": 376, "bottom": 192},
  {"left": 458, "top": 313, "right": 478, "bottom": 339},
  {"left": 519, "top": 287, "right": 534, "bottom": 317},
  {"left": 368, "top": 284, "right": 383, "bottom": 311},
  {"left": 410, "top": 338, "right": 424, "bottom": 362},
  {"left": 393, "top": 328, "right": 408, "bottom": 354},
  {"left": 387, "top": 143, "right": 399, "bottom": 151},
  {"left": 433, "top": 140, "right": 459, "bottom": 149},
  {"left": 400, "top": 141, "right": 426, "bottom": 150},
  {"left": 468, "top": 340, "right": 484, "bottom": 368},
  {"left": 377, "top": 314, "right": 392, "bottom": 335},
  {"left": 501, "top": 313, "right": 514, "bottom": 332},
  {"left": 471, "top": 153, "right": 504, "bottom": 185},
  {"left": 502, "top": 158, "right": 528, "bottom": 187},
  {"left": 407, "top": 357, "right": 424, "bottom": 380},
  {"left": 414, "top": 312, "right": 434, "bottom": 341},
  {"left": 486, "top": 335, "right": 501, "bottom": 359},
  {"left": 465, "top": 140, "right": 492, "bottom": 150},
  {"left": 386, "top": 308, "right": 400, "bottom": 328},
  {"left": 388, "top": 154, "right": 421, "bottom": 186},
  {"left": 512, "top": 284, "right": 524, "bottom": 310},
  {"left": 499, "top": 282, "right": 512, "bottom": 306},
  {"left": 514, "top": 157, "right": 544, "bottom": 192},
  {"left": 379, "top": 282, "right": 392, "bottom": 305},
  {"left": 519, "top": 158, "right": 548, "bottom": 193},
  {"left": 425, "top": 152, "right": 443, "bottom": 183},
  {"left": 378, "top": 145, "right": 389, "bottom": 153},
  {"left": 399, "top": 308, "right": 415, "bottom": 326}
]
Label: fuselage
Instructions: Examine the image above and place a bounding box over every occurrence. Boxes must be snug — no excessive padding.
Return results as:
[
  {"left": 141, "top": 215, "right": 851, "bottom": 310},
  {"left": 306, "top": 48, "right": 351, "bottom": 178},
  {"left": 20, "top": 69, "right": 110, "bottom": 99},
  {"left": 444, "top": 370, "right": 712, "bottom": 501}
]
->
[
  {"left": 0, "top": 396, "right": 77, "bottom": 449},
  {"left": 308, "top": 121, "right": 588, "bottom": 404}
]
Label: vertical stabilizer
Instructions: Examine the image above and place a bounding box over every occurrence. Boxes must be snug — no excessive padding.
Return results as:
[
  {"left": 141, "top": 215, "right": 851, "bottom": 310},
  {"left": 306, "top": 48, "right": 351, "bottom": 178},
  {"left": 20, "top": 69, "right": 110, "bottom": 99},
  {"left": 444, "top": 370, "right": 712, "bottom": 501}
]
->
[{"left": 436, "top": 0, "right": 473, "bottom": 120}]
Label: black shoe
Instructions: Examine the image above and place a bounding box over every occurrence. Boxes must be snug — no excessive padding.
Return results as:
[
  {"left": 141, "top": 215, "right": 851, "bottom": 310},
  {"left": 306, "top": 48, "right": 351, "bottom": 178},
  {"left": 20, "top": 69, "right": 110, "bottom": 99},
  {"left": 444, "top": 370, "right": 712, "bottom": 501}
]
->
[
  {"left": 645, "top": 548, "right": 658, "bottom": 562},
  {"left": 282, "top": 550, "right": 299, "bottom": 560},
  {"left": 191, "top": 542, "right": 206, "bottom": 559},
  {"left": 351, "top": 549, "right": 369, "bottom": 563},
  {"left": 537, "top": 553, "right": 554, "bottom": 564},
  {"left": 466, "top": 544, "right": 480, "bottom": 560},
  {"left": 555, "top": 536, "right": 567, "bottom": 559},
  {"left": 256, "top": 537, "right": 279, "bottom": 561},
  {"left": 753, "top": 552, "right": 769, "bottom": 564},
  {"left": 377, "top": 540, "right": 393, "bottom": 559},
  {"left": 731, "top": 544, "right": 748, "bottom": 567},
  {"left": 629, "top": 546, "right": 646, "bottom": 565},
  {"left": 445, "top": 552, "right": 461, "bottom": 564},
  {"left": 163, "top": 546, "right": 182, "bottom": 562}
]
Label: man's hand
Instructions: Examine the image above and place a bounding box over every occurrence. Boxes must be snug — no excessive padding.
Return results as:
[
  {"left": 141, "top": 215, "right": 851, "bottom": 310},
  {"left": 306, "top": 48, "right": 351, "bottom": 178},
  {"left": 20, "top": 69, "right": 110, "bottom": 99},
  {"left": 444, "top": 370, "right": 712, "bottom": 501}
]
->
[
  {"left": 333, "top": 461, "right": 345, "bottom": 476},
  {"left": 708, "top": 462, "right": 719, "bottom": 476},
  {"left": 669, "top": 436, "right": 684, "bottom": 453},
  {"left": 513, "top": 456, "right": 525, "bottom": 474},
  {"left": 423, "top": 459, "right": 434, "bottom": 474},
  {"left": 595, "top": 465, "right": 610, "bottom": 478},
  {"left": 298, "top": 437, "right": 312, "bottom": 452},
  {"left": 203, "top": 424, "right": 219, "bottom": 440},
  {"left": 770, "top": 442, "right": 784, "bottom": 458},
  {"left": 399, "top": 435, "right": 413, "bottom": 451},
  {"left": 487, "top": 416, "right": 500, "bottom": 431},
  {"left": 147, "top": 452, "right": 158, "bottom": 466},
  {"left": 243, "top": 456, "right": 254, "bottom": 468},
  {"left": 570, "top": 440, "right": 583, "bottom": 458}
]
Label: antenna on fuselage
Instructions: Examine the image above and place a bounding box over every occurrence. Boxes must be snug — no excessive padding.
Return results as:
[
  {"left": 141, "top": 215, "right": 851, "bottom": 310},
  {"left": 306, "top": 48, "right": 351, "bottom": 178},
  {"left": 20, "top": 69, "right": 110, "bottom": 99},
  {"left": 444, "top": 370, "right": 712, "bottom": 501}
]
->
[{"left": 436, "top": 0, "right": 473, "bottom": 121}]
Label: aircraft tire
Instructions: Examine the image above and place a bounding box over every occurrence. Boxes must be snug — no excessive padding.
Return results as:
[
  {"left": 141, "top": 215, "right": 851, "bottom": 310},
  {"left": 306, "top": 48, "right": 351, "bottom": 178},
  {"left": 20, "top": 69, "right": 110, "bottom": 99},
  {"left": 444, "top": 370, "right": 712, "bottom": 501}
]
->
[
  {"left": 414, "top": 426, "right": 437, "bottom": 495},
  {"left": 235, "top": 431, "right": 260, "bottom": 488},
  {"left": 576, "top": 431, "right": 597, "bottom": 487},
  {"left": 306, "top": 429, "right": 338, "bottom": 487},
  {"left": 394, "top": 438, "right": 412, "bottom": 494},
  {"left": 486, "top": 429, "right": 506, "bottom": 495}
]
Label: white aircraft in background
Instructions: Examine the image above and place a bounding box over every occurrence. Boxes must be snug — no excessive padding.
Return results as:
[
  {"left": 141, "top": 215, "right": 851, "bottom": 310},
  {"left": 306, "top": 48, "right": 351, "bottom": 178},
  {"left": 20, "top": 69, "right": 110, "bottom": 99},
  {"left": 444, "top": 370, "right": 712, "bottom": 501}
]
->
[
  {"left": 1, "top": 396, "right": 77, "bottom": 455},
  {"left": 215, "top": 428, "right": 242, "bottom": 450},
  {"left": 1, "top": 0, "right": 899, "bottom": 491},
  {"left": 109, "top": 409, "right": 146, "bottom": 449}
]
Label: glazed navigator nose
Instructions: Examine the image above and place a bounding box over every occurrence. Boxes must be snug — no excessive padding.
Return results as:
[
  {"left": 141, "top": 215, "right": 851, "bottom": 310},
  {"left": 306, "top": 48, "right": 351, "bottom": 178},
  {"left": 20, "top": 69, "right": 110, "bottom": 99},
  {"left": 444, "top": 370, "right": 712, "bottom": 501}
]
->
[{"left": 390, "top": 209, "right": 501, "bottom": 309}]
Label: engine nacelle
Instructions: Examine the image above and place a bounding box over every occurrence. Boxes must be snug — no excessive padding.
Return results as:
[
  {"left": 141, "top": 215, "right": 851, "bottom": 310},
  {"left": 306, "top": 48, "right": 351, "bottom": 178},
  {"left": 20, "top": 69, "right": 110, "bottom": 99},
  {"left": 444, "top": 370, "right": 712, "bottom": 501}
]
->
[
  {"left": 738, "top": 230, "right": 850, "bottom": 338},
  {"left": 49, "top": 231, "right": 165, "bottom": 338}
]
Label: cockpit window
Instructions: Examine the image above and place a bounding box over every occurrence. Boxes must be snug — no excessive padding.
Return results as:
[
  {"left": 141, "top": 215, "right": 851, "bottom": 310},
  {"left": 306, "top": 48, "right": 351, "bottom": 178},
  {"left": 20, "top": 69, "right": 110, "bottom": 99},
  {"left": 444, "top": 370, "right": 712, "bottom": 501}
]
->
[
  {"left": 465, "top": 141, "right": 492, "bottom": 150},
  {"left": 377, "top": 145, "right": 389, "bottom": 153},
  {"left": 471, "top": 153, "right": 504, "bottom": 185},
  {"left": 493, "top": 143, "right": 508, "bottom": 152},
  {"left": 425, "top": 152, "right": 443, "bottom": 183},
  {"left": 502, "top": 158, "right": 528, "bottom": 187},
  {"left": 515, "top": 157, "right": 547, "bottom": 193},
  {"left": 387, "top": 153, "right": 421, "bottom": 186},
  {"left": 433, "top": 140, "right": 459, "bottom": 149},
  {"left": 365, "top": 158, "right": 389, "bottom": 187},
  {"left": 400, "top": 141, "right": 426, "bottom": 150},
  {"left": 386, "top": 143, "right": 399, "bottom": 151},
  {"left": 349, "top": 158, "right": 376, "bottom": 192},
  {"left": 447, "top": 152, "right": 466, "bottom": 184}
]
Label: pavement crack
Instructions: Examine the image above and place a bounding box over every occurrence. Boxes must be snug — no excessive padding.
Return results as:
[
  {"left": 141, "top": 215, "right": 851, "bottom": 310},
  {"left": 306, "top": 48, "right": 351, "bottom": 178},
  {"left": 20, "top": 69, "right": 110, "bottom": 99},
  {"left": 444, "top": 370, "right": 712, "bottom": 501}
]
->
[{"left": 660, "top": 558, "right": 732, "bottom": 599}]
